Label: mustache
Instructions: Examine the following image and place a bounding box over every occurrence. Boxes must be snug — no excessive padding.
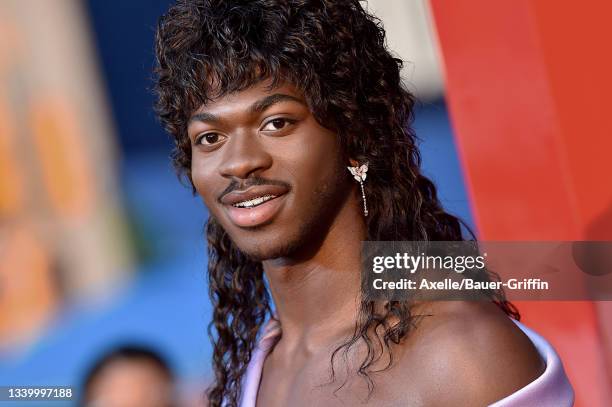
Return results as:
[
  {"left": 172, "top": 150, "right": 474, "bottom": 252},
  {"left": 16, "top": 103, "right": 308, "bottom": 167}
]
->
[{"left": 217, "top": 177, "right": 292, "bottom": 203}]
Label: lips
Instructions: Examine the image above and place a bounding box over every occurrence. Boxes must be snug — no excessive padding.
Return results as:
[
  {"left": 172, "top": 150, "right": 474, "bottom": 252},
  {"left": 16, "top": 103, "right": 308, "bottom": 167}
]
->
[{"left": 220, "top": 184, "right": 289, "bottom": 228}]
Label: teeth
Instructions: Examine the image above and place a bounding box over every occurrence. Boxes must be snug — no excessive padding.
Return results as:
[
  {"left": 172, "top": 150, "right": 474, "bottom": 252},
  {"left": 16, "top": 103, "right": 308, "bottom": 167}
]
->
[{"left": 233, "top": 194, "right": 277, "bottom": 208}]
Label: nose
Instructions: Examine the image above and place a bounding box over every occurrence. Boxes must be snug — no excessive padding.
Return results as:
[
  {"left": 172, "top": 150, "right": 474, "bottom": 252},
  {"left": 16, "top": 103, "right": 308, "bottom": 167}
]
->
[{"left": 217, "top": 132, "right": 272, "bottom": 180}]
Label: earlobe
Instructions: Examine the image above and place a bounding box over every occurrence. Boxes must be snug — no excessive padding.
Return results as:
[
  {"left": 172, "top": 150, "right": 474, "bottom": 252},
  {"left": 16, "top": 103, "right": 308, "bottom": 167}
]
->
[{"left": 348, "top": 157, "right": 360, "bottom": 168}]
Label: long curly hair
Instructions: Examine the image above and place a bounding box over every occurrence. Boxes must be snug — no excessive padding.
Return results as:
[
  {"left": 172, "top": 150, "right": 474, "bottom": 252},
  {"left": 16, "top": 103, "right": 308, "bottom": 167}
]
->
[{"left": 154, "top": 1, "right": 519, "bottom": 405}]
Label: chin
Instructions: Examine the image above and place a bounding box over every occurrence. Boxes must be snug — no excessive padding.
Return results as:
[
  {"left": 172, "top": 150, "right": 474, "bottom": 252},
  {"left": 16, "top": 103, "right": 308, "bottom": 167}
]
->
[
  {"left": 231, "top": 231, "right": 302, "bottom": 262},
  {"left": 224, "top": 217, "right": 321, "bottom": 262},
  {"left": 234, "top": 242, "right": 291, "bottom": 262}
]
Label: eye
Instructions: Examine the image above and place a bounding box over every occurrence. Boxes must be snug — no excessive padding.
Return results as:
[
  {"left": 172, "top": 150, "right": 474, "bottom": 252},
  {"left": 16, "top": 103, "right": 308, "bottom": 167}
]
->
[
  {"left": 196, "top": 132, "right": 226, "bottom": 146},
  {"left": 261, "top": 118, "right": 294, "bottom": 132}
]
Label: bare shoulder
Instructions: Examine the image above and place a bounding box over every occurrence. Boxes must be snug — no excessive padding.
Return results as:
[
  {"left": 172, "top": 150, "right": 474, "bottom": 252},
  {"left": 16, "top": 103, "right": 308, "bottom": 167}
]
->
[{"left": 394, "top": 301, "right": 545, "bottom": 406}]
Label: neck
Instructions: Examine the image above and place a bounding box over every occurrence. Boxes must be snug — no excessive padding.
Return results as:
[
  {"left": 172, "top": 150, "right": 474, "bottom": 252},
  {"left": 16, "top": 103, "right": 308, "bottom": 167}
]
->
[{"left": 262, "top": 195, "right": 366, "bottom": 353}]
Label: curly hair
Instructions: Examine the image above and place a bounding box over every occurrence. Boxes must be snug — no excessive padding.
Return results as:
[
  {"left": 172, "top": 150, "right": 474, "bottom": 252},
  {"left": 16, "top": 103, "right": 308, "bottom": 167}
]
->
[{"left": 154, "top": 1, "right": 519, "bottom": 405}]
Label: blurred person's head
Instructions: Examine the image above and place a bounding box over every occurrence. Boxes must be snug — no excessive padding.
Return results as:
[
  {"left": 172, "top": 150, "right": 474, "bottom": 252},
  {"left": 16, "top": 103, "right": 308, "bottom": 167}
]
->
[{"left": 81, "top": 345, "right": 176, "bottom": 407}]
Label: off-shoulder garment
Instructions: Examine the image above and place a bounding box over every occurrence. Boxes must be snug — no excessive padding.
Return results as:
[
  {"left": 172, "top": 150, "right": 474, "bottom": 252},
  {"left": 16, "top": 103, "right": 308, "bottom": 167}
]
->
[{"left": 239, "top": 317, "right": 574, "bottom": 406}]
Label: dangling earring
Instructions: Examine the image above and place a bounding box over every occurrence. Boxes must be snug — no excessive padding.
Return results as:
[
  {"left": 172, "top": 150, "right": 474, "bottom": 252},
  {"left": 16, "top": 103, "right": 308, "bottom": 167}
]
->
[{"left": 347, "top": 162, "right": 369, "bottom": 217}]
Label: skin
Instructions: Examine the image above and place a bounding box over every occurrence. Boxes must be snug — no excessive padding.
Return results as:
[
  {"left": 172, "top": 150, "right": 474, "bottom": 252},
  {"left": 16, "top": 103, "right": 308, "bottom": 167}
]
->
[
  {"left": 84, "top": 359, "right": 174, "bottom": 407},
  {"left": 189, "top": 79, "right": 545, "bottom": 406}
]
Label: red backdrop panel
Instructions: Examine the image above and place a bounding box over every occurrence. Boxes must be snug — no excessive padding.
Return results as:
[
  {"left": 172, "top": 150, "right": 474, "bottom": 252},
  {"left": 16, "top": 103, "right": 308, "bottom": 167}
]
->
[{"left": 429, "top": 1, "right": 612, "bottom": 406}]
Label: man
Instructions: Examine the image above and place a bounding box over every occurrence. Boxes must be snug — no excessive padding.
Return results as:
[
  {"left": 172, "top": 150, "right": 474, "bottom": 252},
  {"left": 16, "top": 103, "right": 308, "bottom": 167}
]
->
[
  {"left": 81, "top": 345, "right": 176, "bottom": 407},
  {"left": 154, "top": 1, "right": 573, "bottom": 406}
]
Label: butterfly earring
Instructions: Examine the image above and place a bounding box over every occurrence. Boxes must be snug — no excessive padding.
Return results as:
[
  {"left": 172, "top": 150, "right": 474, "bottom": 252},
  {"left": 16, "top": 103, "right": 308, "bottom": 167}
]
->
[{"left": 347, "top": 162, "right": 369, "bottom": 217}]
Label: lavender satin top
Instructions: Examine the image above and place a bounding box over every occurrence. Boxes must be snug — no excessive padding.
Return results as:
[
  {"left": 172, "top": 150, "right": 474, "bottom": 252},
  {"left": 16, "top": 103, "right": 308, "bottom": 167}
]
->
[{"left": 239, "top": 318, "right": 574, "bottom": 406}]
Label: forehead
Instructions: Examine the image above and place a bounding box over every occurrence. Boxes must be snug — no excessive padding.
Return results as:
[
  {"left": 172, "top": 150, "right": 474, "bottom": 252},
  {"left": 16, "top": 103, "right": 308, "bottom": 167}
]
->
[{"left": 191, "top": 78, "right": 305, "bottom": 116}]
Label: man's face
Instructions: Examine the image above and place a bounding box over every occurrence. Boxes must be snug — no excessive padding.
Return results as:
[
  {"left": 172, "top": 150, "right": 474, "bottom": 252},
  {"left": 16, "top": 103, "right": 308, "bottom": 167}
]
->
[
  {"left": 188, "top": 80, "right": 351, "bottom": 260},
  {"left": 85, "top": 359, "right": 174, "bottom": 407}
]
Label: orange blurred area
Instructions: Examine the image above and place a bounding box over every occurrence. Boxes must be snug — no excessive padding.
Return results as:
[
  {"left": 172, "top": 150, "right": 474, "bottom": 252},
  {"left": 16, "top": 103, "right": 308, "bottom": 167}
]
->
[
  {"left": 30, "top": 97, "right": 95, "bottom": 220},
  {"left": 0, "top": 223, "right": 57, "bottom": 347},
  {"left": 0, "top": 0, "right": 132, "bottom": 350},
  {"left": 0, "top": 2, "right": 209, "bottom": 404}
]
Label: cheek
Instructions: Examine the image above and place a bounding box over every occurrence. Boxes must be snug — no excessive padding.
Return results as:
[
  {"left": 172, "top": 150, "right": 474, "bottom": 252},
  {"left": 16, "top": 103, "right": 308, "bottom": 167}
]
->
[
  {"left": 191, "top": 158, "right": 218, "bottom": 208},
  {"left": 301, "top": 134, "right": 344, "bottom": 181},
  {"left": 288, "top": 124, "right": 343, "bottom": 172},
  {"left": 280, "top": 133, "right": 345, "bottom": 201}
]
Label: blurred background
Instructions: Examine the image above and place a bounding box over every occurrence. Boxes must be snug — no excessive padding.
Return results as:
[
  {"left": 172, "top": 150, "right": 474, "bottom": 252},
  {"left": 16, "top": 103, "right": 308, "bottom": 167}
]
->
[{"left": 0, "top": 0, "right": 610, "bottom": 406}]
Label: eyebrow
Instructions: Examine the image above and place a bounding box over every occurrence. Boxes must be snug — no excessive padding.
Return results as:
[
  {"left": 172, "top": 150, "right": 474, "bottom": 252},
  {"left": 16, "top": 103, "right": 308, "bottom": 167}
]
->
[{"left": 189, "top": 93, "right": 306, "bottom": 125}]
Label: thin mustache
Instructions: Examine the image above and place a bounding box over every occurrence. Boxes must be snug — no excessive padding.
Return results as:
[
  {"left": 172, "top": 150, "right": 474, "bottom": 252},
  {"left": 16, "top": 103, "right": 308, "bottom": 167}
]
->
[{"left": 217, "top": 178, "right": 291, "bottom": 203}]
